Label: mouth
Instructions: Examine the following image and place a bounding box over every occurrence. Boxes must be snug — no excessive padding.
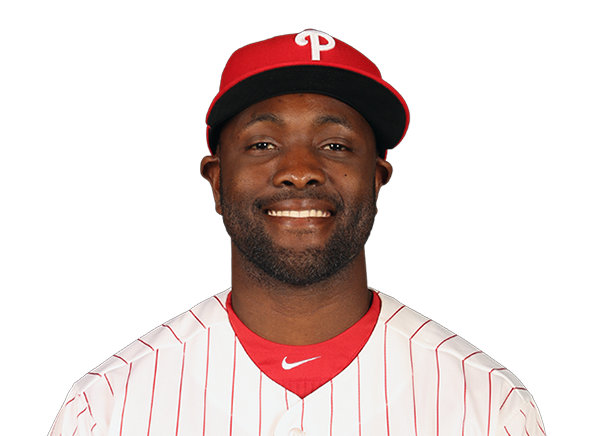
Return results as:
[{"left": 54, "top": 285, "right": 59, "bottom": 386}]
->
[
  {"left": 262, "top": 198, "right": 337, "bottom": 220},
  {"left": 266, "top": 209, "right": 331, "bottom": 218}
]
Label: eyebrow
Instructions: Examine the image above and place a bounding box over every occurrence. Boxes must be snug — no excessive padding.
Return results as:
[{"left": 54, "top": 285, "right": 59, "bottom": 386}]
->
[
  {"left": 240, "top": 112, "right": 285, "bottom": 132},
  {"left": 314, "top": 114, "right": 353, "bottom": 131},
  {"left": 237, "top": 112, "right": 354, "bottom": 133}
]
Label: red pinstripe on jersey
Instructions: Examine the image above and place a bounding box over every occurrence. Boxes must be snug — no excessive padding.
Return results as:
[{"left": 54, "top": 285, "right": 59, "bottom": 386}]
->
[
  {"left": 384, "top": 305, "right": 406, "bottom": 436},
  {"left": 258, "top": 371, "right": 263, "bottom": 436},
  {"left": 487, "top": 367, "right": 508, "bottom": 436},
  {"left": 162, "top": 324, "right": 182, "bottom": 343},
  {"left": 146, "top": 350, "right": 160, "bottom": 436},
  {"left": 384, "top": 322, "right": 390, "bottom": 436},
  {"left": 529, "top": 401, "right": 546, "bottom": 434},
  {"left": 119, "top": 363, "right": 133, "bottom": 436},
  {"left": 357, "top": 355, "right": 362, "bottom": 436},
  {"left": 461, "top": 351, "right": 483, "bottom": 436},
  {"left": 138, "top": 339, "right": 155, "bottom": 351},
  {"left": 214, "top": 295, "right": 226, "bottom": 312},
  {"left": 386, "top": 306, "right": 406, "bottom": 324},
  {"left": 175, "top": 342, "right": 186, "bottom": 436},
  {"left": 519, "top": 410, "right": 532, "bottom": 436},
  {"left": 301, "top": 398, "right": 305, "bottom": 431},
  {"left": 113, "top": 354, "right": 128, "bottom": 365},
  {"left": 329, "top": 380, "right": 334, "bottom": 436},
  {"left": 537, "top": 421, "right": 546, "bottom": 435},
  {"left": 435, "top": 334, "right": 458, "bottom": 436},
  {"left": 229, "top": 336, "right": 237, "bottom": 436},
  {"left": 104, "top": 373, "right": 114, "bottom": 396},
  {"left": 202, "top": 328, "right": 211, "bottom": 436},
  {"left": 504, "top": 426, "right": 512, "bottom": 436},
  {"left": 76, "top": 406, "right": 88, "bottom": 418},
  {"left": 410, "top": 319, "right": 432, "bottom": 436},
  {"left": 500, "top": 387, "right": 527, "bottom": 409},
  {"left": 189, "top": 309, "right": 206, "bottom": 328},
  {"left": 83, "top": 392, "right": 94, "bottom": 421}
]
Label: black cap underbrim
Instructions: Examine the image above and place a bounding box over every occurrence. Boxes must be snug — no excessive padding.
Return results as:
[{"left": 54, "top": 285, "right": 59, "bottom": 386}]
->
[{"left": 207, "top": 65, "right": 408, "bottom": 157}]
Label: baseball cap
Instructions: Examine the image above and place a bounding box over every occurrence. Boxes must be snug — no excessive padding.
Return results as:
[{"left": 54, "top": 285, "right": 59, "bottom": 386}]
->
[{"left": 206, "top": 30, "right": 409, "bottom": 158}]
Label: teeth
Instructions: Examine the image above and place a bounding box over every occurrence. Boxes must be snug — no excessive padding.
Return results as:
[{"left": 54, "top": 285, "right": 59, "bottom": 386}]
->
[{"left": 267, "top": 209, "right": 330, "bottom": 218}]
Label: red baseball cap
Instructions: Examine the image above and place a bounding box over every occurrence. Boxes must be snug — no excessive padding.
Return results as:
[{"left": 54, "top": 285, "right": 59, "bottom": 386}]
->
[{"left": 206, "top": 30, "right": 409, "bottom": 158}]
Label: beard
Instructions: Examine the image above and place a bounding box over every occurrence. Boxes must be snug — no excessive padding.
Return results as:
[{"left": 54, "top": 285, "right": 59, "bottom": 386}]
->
[{"left": 219, "top": 182, "right": 378, "bottom": 286}]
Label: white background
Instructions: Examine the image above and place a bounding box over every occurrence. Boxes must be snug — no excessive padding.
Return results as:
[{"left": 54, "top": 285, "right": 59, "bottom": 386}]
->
[{"left": 0, "top": 0, "right": 600, "bottom": 436}]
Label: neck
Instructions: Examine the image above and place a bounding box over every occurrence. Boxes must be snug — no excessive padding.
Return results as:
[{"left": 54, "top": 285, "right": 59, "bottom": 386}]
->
[{"left": 229, "top": 244, "right": 371, "bottom": 345}]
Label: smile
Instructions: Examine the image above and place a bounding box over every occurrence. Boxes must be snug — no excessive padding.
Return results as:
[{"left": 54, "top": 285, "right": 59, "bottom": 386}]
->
[{"left": 266, "top": 209, "right": 331, "bottom": 218}]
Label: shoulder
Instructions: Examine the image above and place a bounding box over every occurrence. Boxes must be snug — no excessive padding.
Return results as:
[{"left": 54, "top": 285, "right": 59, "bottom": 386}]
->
[
  {"left": 374, "top": 290, "right": 544, "bottom": 434},
  {"left": 69, "top": 290, "right": 230, "bottom": 397},
  {"left": 376, "top": 290, "right": 534, "bottom": 402},
  {"left": 50, "top": 291, "right": 232, "bottom": 435},
  {"left": 377, "top": 290, "right": 465, "bottom": 352},
  {"left": 379, "top": 291, "right": 498, "bottom": 360}
]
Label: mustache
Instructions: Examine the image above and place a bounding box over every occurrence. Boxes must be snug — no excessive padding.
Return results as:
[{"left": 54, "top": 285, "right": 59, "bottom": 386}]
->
[{"left": 253, "top": 189, "right": 345, "bottom": 212}]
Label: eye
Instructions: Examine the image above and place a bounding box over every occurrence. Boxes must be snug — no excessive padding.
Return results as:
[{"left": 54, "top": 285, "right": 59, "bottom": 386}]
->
[
  {"left": 322, "top": 143, "right": 348, "bottom": 151},
  {"left": 249, "top": 142, "right": 276, "bottom": 150}
]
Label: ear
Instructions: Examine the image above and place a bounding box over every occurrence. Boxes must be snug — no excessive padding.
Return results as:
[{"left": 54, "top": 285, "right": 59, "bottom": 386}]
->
[
  {"left": 200, "top": 155, "right": 222, "bottom": 215},
  {"left": 374, "top": 157, "right": 393, "bottom": 201}
]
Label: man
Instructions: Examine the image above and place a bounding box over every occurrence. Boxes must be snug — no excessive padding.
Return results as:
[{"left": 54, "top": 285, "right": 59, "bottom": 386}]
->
[{"left": 50, "top": 30, "right": 545, "bottom": 436}]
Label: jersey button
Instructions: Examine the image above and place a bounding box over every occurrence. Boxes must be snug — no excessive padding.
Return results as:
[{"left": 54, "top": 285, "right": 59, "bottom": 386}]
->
[{"left": 289, "top": 428, "right": 304, "bottom": 436}]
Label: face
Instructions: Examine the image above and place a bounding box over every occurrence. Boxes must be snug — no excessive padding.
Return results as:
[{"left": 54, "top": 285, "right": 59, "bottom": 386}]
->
[{"left": 201, "top": 93, "right": 392, "bottom": 285}]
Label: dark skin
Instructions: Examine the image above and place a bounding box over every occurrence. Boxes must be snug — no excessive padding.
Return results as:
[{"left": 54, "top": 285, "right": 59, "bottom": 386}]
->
[{"left": 201, "top": 93, "right": 392, "bottom": 345}]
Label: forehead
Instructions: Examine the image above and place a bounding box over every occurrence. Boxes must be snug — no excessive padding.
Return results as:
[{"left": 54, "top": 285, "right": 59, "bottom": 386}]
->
[{"left": 218, "top": 93, "right": 375, "bottom": 145}]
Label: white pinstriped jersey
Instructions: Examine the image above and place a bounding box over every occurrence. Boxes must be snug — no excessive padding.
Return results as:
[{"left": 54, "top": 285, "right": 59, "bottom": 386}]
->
[{"left": 50, "top": 290, "right": 545, "bottom": 436}]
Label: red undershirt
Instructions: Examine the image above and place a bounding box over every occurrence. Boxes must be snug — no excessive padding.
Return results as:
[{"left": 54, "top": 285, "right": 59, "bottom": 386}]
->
[{"left": 226, "top": 291, "right": 381, "bottom": 398}]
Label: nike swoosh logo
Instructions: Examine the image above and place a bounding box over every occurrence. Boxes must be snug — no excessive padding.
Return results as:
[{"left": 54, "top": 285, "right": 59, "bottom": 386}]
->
[{"left": 281, "top": 355, "right": 321, "bottom": 370}]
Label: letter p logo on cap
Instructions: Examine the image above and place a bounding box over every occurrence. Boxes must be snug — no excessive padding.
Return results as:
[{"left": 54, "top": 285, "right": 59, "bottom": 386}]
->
[{"left": 294, "top": 30, "right": 336, "bottom": 61}]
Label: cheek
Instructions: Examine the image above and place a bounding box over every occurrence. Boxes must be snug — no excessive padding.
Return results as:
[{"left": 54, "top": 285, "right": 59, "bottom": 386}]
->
[
  {"left": 220, "top": 170, "right": 264, "bottom": 207},
  {"left": 338, "top": 166, "right": 376, "bottom": 199}
]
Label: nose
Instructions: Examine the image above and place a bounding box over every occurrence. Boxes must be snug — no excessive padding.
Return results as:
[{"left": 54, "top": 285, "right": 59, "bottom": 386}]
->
[{"left": 272, "top": 145, "right": 326, "bottom": 189}]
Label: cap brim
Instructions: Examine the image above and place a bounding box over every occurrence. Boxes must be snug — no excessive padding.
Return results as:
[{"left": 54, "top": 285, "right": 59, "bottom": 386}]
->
[{"left": 206, "top": 65, "right": 408, "bottom": 156}]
